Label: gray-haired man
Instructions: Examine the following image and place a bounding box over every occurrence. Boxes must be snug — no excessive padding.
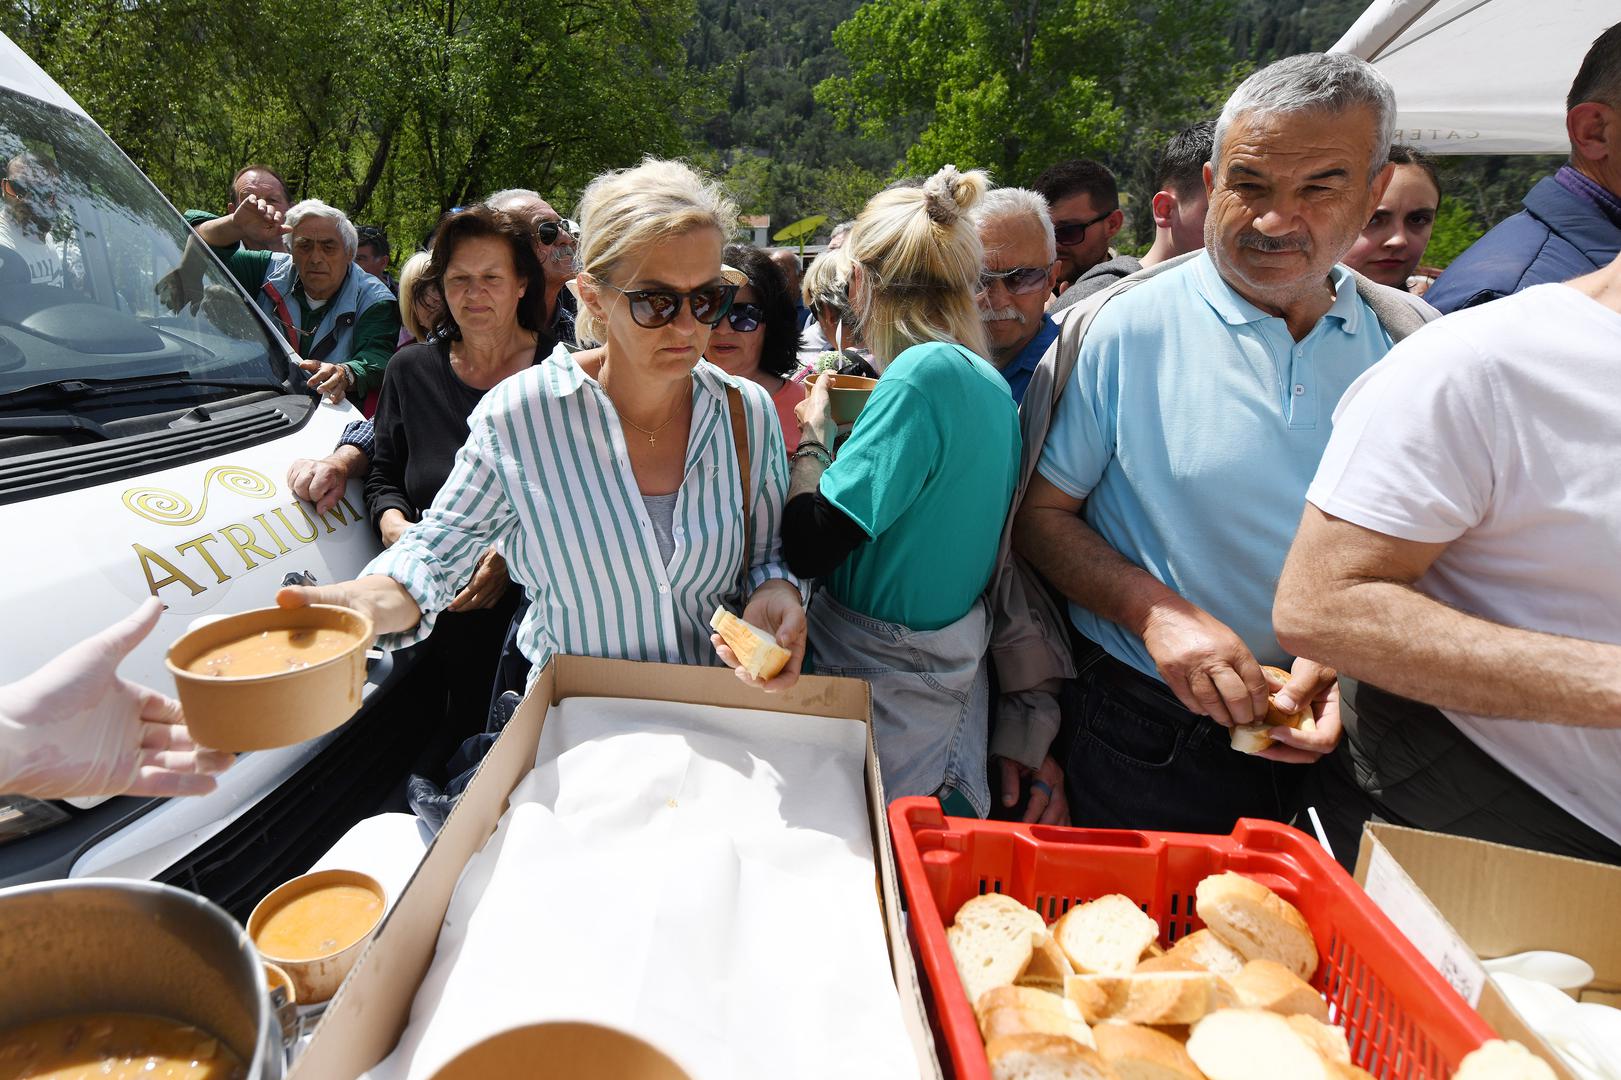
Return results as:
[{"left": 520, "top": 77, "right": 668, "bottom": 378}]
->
[
  {"left": 990, "top": 53, "right": 1435, "bottom": 835},
  {"left": 195, "top": 197, "right": 400, "bottom": 403},
  {"left": 971, "top": 187, "right": 1061, "bottom": 407}
]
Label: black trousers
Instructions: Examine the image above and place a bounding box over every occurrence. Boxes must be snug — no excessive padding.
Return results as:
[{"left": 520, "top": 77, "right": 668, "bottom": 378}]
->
[
  {"left": 1057, "top": 638, "right": 1314, "bottom": 836},
  {"left": 1310, "top": 682, "right": 1621, "bottom": 869}
]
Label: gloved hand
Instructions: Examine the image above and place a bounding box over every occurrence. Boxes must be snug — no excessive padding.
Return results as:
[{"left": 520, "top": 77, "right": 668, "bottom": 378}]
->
[{"left": 0, "top": 598, "right": 234, "bottom": 800}]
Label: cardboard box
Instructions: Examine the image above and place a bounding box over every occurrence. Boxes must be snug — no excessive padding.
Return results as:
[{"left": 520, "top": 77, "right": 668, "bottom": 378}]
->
[
  {"left": 289, "top": 656, "right": 942, "bottom": 1079},
  {"left": 1355, "top": 823, "right": 1621, "bottom": 1079}
]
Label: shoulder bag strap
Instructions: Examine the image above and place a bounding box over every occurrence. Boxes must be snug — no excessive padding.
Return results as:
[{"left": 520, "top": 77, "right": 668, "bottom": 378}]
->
[{"left": 725, "top": 383, "right": 751, "bottom": 548}]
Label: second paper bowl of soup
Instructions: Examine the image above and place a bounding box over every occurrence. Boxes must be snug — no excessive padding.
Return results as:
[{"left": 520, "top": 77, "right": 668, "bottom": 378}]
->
[
  {"left": 819, "top": 372, "right": 879, "bottom": 425},
  {"left": 248, "top": 869, "right": 386, "bottom": 1005},
  {"left": 166, "top": 604, "right": 375, "bottom": 752}
]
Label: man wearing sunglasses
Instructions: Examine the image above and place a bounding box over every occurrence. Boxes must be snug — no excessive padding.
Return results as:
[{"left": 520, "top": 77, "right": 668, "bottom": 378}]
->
[
  {"left": 1032, "top": 159, "right": 1126, "bottom": 296},
  {"left": 486, "top": 188, "right": 578, "bottom": 346},
  {"left": 970, "top": 187, "right": 1060, "bottom": 406},
  {"left": 0, "top": 151, "right": 71, "bottom": 287}
]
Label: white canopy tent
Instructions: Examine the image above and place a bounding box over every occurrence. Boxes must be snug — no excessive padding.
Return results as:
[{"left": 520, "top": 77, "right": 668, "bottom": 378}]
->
[{"left": 1332, "top": 0, "right": 1617, "bottom": 154}]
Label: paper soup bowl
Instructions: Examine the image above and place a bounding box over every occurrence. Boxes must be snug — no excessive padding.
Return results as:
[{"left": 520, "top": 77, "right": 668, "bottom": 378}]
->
[
  {"left": 247, "top": 869, "right": 385, "bottom": 1006},
  {"left": 428, "top": 1021, "right": 694, "bottom": 1080},
  {"left": 821, "top": 373, "right": 878, "bottom": 425},
  {"left": 166, "top": 604, "right": 374, "bottom": 752}
]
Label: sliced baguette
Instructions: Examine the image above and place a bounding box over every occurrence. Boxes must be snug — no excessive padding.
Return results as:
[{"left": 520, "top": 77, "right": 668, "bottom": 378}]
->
[
  {"left": 1228, "top": 958, "right": 1328, "bottom": 1022},
  {"left": 1092, "top": 1022, "right": 1204, "bottom": 1080},
  {"left": 1285, "top": 1015, "right": 1350, "bottom": 1062},
  {"left": 1064, "top": 971, "right": 1236, "bottom": 1025},
  {"left": 978, "top": 984, "right": 1078, "bottom": 1020},
  {"left": 950, "top": 893, "right": 1047, "bottom": 1007},
  {"left": 981, "top": 1003, "right": 1097, "bottom": 1050},
  {"left": 1018, "top": 933, "right": 1077, "bottom": 990},
  {"left": 1454, "top": 1040, "right": 1559, "bottom": 1080},
  {"left": 1231, "top": 665, "right": 1317, "bottom": 755},
  {"left": 987, "top": 1034, "right": 1123, "bottom": 1080},
  {"left": 1053, "top": 895, "right": 1160, "bottom": 976},
  {"left": 1195, "top": 872, "right": 1318, "bottom": 980},
  {"left": 1186, "top": 1008, "right": 1339, "bottom": 1080},
  {"left": 709, "top": 606, "right": 791, "bottom": 680},
  {"left": 1135, "top": 929, "right": 1246, "bottom": 976}
]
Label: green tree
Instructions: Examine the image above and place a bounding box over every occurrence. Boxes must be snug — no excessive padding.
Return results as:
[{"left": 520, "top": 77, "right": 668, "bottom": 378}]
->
[{"left": 1422, "top": 196, "right": 1485, "bottom": 270}]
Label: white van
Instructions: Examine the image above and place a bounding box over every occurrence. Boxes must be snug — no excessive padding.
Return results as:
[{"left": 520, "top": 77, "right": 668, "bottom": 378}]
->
[{"left": 0, "top": 36, "right": 444, "bottom": 916}]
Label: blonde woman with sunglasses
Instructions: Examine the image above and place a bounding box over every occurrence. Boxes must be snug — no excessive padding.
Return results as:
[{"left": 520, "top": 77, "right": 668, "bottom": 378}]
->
[{"left": 279, "top": 159, "right": 806, "bottom": 691}]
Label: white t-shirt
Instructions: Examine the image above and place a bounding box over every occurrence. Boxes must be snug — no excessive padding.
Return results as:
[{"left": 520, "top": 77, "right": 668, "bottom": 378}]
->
[
  {"left": 1309, "top": 283, "right": 1621, "bottom": 845},
  {"left": 0, "top": 212, "right": 65, "bottom": 287}
]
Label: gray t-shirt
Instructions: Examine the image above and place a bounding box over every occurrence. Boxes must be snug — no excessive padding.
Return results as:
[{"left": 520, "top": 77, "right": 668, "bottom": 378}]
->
[
  {"left": 1051, "top": 253, "right": 1144, "bottom": 314},
  {"left": 642, "top": 491, "right": 679, "bottom": 567}
]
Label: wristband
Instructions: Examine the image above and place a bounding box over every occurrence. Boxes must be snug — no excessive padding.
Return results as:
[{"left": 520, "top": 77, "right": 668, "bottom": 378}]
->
[{"left": 791, "top": 442, "right": 833, "bottom": 468}]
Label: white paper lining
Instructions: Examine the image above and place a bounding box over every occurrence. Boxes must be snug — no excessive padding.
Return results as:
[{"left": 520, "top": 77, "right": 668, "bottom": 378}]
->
[{"left": 363, "top": 696, "right": 916, "bottom": 1080}]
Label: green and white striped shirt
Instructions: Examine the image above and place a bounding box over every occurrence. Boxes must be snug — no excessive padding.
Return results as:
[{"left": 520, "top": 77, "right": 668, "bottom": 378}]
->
[{"left": 364, "top": 343, "right": 795, "bottom": 682}]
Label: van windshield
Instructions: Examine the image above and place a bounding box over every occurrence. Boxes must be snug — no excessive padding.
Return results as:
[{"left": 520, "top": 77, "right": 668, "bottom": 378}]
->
[{"left": 0, "top": 85, "right": 290, "bottom": 416}]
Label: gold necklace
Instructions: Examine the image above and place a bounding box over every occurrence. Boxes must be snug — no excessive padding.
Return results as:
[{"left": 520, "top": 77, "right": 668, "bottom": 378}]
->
[{"left": 613, "top": 395, "right": 687, "bottom": 448}]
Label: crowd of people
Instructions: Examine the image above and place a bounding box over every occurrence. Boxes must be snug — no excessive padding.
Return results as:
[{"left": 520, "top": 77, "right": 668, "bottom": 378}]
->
[{"left": 6, "top": 28, "right": 1619, "bottom": 877}]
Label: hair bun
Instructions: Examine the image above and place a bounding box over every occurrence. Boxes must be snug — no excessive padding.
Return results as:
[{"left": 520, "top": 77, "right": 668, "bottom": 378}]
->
[{"left": 922, "top": 164, "right": 988, "bottom": 225}]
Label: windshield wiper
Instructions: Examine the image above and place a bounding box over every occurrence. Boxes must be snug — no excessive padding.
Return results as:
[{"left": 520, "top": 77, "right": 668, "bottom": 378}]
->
[
  {"left": 0, "top": 414, "right": 111, "bottom": 443},
  {"left": 0, "top": 372, "right": 293, "bottom": 411}
]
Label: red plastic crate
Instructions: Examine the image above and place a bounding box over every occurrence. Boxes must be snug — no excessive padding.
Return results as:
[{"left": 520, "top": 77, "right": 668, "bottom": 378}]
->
[{"left": 889, "top": 797, "right": 1495, "bottom": 1080}]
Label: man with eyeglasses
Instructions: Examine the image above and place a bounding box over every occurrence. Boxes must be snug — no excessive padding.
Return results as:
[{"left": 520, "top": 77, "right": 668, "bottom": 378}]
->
[
  {"left": 485, "top": 188, "right": 578, "bottom": 346},
  {"left": 1032, "top": 160, "right": 1126, "bottom": 297},
  {"left": 969, "top": 187, "right": 1060, "bottom": 406},
  {"left": 991, "top": 54, "right": 1438, "bottom": 839}
]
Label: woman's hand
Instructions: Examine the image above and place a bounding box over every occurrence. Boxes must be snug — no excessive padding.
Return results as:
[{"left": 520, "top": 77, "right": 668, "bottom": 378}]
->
[
  {"left": 795, "top": 374, "right": 838, "bottom": 451},
  {"left": 276, "top": 575, "right": 421, "bottom": 637},
  {"left": 448, "top": 551, "right": 510, "bottom": 612},
  {"left": 712, "top": 579, "right": 806, "bottom": 693},
  {"left": 377, "top": 509, "right": 412, "bottom": 548}
]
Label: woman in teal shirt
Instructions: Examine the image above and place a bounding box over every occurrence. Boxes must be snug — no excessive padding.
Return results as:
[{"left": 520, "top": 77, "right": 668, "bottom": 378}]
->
[{"left": 779, "top": 166, "right": 1021, "bottom": 816}]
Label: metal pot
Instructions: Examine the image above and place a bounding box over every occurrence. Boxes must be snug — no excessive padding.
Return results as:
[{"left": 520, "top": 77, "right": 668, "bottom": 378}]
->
[{"left": 0, "top": 878, "right": 284, "bottom": 1079}]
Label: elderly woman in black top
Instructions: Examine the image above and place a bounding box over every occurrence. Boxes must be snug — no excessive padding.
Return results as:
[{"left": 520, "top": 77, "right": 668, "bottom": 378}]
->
[{"left": 365, "top": 206, "right": 555, "bottom": 725}]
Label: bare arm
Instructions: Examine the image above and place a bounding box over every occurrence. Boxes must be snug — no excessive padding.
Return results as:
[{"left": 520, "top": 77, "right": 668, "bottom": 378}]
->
[{"left": 1274, "top": 504, "right": 1621, "bottom": 727}]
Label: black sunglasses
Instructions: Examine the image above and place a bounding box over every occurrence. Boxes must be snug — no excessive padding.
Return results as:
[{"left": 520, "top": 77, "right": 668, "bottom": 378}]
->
[
  {"left": 1052, "top": 210, "right": 1113, "bottom": 246},
  {"left": 723, "top": 302, "right": 766, "bottom": 332},
  {"left": 595, "top": 280, "right": 740, "bottom": 329},
  {"left": 534, "top": 219, "right": 576, "bottom": 246},
  {"left": 977, "top": 266, "right": 1051, "bottom": 296}
]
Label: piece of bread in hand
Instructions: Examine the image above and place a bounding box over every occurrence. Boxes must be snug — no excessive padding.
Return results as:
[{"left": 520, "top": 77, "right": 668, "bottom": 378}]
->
[
  {"left": 1092, "top": 1022, "right": 1204, "bottom": 1080},
  {"left": 950, "top": 894, "right": 1047, "bottom": 1007},
  {"left": 1231, "top": 665, "right": 1317, "bottom": 754},
  {"left": 1228, "top": 958, "right": 1328, "bottom": 1022},
  {"left": 1053, "top": 895, "right": 1160, "bottom": 976},
  {"left": 709, "top": 606, "right": 790, "bottom": 680},
  {"left": 1195, "top": 872, "right": 1318, "bottom": 980},
  {"left": 1187, "top": 1008, "right": 1341, "bottom": 1080},
  {"left": 1135, "top": 929, "right": 1246, "bottom": 976},
  {"left": 1018, "top": 933, "right": 1077, "bottom": 990},
  {"left": 986, "top": 1034, "right": 1122, "bottom": 1080},
  {"left": 1454, "top": 1040, "right": 1558, "bottom": 1080},
  {"left": 1065, "top": 971, "right": 1236, "bottom": 1025}
]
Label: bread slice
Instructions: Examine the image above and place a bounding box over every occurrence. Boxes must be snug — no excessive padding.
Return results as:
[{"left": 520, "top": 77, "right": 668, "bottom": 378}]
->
[
  {"left": 1195, "top": 872, "right": 1318, "bottom": 980},
  {"left": 1052, "top": 895, "right": 1160, "bottom": 976},
  {"left": 949, "top": 893, "right": 1047, "bottom": 1007},
  {"left": 709, "top": 606, "right": 790, "bottom": 679},
  {"left": 1135, "top": 929, "right": 1246, "bottom": 976},
  {"left": 1285, "top": 1015, "right": 1349, "bottom": 1062},
  {"left": 1186, "top": 1008, "right": 1340, "bottom": 1080},
  {"left": 1092, "top": 1022, "right": 1204, "bottom": 1080},
  {"left": 987, "top": 1034, "right": 1123, "bottom": 1080},
  {"left": 1018, "top": 933, "right": 1077, "bottom": 990},
  {"left": 1228, "top": 959, "right": 1328, "bottom": 1021},
  {"left": 1231, "top": 665, "right": 1317, "bottom": 754},
  {"left": 1064, "top": 971, "right": 1236, "bottom": 1025},
  {"left": 1454, "top": 1040, "right": 1559, "bottom": 1080},
  {"left": 981, "top": 1003, "right": 1096, "bottom": 1050},
  {"left": 977, "top": 984, "right": 1076, "bottom": 1020}
]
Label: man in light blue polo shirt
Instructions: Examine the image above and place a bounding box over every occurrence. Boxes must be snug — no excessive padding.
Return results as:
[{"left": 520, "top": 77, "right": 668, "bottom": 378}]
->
[{"left": 1011, "top": 52, "right": 1432, "bottom": 835}]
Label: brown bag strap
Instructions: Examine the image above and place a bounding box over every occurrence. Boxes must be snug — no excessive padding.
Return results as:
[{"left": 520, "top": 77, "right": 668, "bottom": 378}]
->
[{"left": 725, "top": 384, "right": 751, "bottom": 548}]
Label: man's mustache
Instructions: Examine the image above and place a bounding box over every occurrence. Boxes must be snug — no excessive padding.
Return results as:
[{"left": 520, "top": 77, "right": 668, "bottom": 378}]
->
[
  {"left": 1238, "top": 231, "right": 1310, "bottom": 253},
  {"left": 980, "top": 305, "right": 1024, "bottom": 323}
]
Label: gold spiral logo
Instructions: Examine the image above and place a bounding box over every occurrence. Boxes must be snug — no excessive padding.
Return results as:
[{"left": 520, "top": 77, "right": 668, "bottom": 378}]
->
[{"left": 123, "top": 466, "right": 278, "bottom": 526}]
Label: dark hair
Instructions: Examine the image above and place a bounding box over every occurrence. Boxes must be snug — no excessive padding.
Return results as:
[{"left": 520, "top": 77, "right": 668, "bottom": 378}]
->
[
  {"left": 1568, "top": 21, "right": 1621, "bottom": 111},
  {"left": 1386, "top": 145, "right": 1442, "bottom": 201},
  {"left": 1154, "top": 120, "right": 1216, "bottom": 197},
  {"left": 723, "top": 243, "right": 798, "bottom": 378},
  {"left": 229, "top": 164, "right": 289, "bottom": 207},
  {"left": 356, "top": 225, "right": 390, "bottom": 260},
  {"left": 1033, "top": 159, "right": 1119, "bottom": 212},
  {"left": 425, "top": 206, "right": 547, "bottom": 341}
]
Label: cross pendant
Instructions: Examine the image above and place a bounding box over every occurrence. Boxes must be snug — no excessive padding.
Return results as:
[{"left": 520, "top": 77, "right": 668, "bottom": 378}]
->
[{"left": 647, "top": 434, "right": 656, "bottom": 447}]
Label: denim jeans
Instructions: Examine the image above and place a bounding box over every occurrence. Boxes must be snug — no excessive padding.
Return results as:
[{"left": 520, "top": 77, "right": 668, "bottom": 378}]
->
[
  {"left": 1060, "top": 641, "right": 1311, "bottom": 834},
  {"left": 806, "top": 590, "right": 993, "bottom": 817}
]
